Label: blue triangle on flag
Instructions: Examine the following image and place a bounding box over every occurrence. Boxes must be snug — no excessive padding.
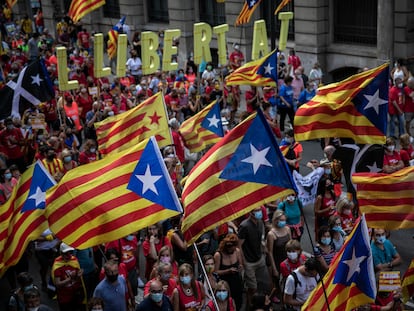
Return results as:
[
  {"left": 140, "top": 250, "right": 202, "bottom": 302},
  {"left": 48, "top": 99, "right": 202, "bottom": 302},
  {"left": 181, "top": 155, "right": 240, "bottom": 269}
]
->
[
  {"left": 201, "top": 101, "right": 224, "bottom": 137},
  {"left": 256, "top": 50, "right": 278, "bottom": 82},
  {"left": 353, "top": 68, "right": 388, "bottom": 135},
  {"left": 127, "top": 137, "right": 182, "bottom": 212},
  {"left": 220, "top": 111, "right": 295, "bottom": 189},
  {"left": 21, "top": 162, "right": 56, "bottom": 212}
]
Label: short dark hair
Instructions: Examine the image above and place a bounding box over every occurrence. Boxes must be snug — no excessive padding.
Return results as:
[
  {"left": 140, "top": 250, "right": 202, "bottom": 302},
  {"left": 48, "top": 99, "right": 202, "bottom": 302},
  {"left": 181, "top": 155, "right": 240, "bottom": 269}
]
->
[{"left": 304, "top": 257, "right": 319, "bottom": 272}]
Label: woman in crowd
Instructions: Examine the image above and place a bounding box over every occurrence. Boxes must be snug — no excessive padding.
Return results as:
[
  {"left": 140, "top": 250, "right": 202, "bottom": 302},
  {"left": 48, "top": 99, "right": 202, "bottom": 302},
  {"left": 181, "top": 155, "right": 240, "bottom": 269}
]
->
[
  {"left": 213, "top": 233, "right": 244, "bottom": 311},
  {"left": 314, "top": 226, "right": 336, "bottom": 275},
  {"left": 399, "top": 133, "right": 414, "bottom": 167},
  {"left": 314, "top": 176, "right": 337, "bottom": 235},
  {"left": 277, "top": 193, "right": 304, "bottom": 241},
  {"left": 382, "top": 137, "right": 404, "bottom": 174},
  {"left": 149, "top": 245, "right": 179, "bottom": 280},
  {"left": 144, "top": 262, "right": 177, "bottom": 301},
  {"left": 200, "top": 254, "right": 219, "bottom": 307},
  {"left": 205, "top": 280, "right": 236, "bottom": 311},
  {"left": 328, "top": 215, "right": 346, "bottom": 252},
  {"left": 172, "top": 263, "right": 206, "bottom": 311},
  {"left": 334, "top": 196, "right": 356, "bottom": 234}
]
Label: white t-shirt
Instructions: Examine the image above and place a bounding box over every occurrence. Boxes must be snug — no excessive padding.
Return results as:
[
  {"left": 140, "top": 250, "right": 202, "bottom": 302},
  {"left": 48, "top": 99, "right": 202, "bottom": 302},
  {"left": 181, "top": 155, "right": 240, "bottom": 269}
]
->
[
  {"left": 126, "top": 57, "right": 142, "bottom": 76},
  {"left": 284, "top": 268, "right": 319, "bottom": 311}
]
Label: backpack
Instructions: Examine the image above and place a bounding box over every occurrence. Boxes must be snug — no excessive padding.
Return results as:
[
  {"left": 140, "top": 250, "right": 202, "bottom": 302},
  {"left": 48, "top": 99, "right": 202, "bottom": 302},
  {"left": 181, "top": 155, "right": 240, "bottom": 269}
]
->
[{"left": 284, "top": 271, "right": 302, "bottom": 311}]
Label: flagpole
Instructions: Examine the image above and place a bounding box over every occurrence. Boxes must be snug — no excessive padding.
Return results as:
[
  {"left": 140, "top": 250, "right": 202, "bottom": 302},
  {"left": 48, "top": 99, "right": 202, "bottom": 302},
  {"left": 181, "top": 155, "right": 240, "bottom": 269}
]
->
[
  {"left": 193, "top": 244, "right": 220, "bottom": 311},
  {"left": 298, "top": 200, "right": 332, "bottom": 311}
]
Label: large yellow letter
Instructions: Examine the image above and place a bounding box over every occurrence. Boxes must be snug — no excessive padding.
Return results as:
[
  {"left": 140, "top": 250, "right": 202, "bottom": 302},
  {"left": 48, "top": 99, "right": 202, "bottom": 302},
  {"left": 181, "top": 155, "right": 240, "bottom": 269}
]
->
[
  {"left": 57, "top": 47, "right": 79, "bottom": 91},
  {"left": 116, "top": 34, "right": 127, "bottom": 77},
  {"left": 193, "top": 23, "right": 212, "bottom": 65},
  {"left": 162, "top": 29, "right": 181, "bottom": 72},
  {"left": 213, "top": 24, "right": 229, "bottom": 66},
  {"left": 141, "top": 31, "right": 160, "bottom": 75},
  {"left": 93, "top": 33, "right": 111, "bottom": 78},
  {"left": 278, "top": 12, "right": 294, "bottom": 51},
  {"left": 252, "top": 20, "right": 269, "bottom": 60}
]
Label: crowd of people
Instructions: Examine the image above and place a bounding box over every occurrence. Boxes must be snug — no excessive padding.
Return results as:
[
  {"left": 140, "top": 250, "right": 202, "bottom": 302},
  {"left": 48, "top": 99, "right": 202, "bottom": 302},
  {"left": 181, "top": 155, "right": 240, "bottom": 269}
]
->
[{"left": 0, "top": 7, "right": 413, "bottom": 311}]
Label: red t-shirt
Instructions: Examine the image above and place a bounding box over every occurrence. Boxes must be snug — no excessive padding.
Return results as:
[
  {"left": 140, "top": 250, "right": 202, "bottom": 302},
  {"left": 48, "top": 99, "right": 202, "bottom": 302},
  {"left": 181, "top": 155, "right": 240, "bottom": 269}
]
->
[
  {"left": 105, "top": 238, "right": 138, "bottom": 272},
  {"left": 78, "top": 151, "right": 98, "bottom": 165},
  {"left": 53, "top": 259, "right": 82, "bottom": 304},
  {"left": 404, "top": 86, "right": 414, "bottom": 113},
  {"left": 388, "top": 86, "right": 404, "bottom": 115},
  {"left": 383, "top": 151, "right": 402, "bottom": 167},
  {"left": 0, "top": 128, "right": 24, "bottom": 159},
  {"left": 142, "top": 237, "right": 172, "bottom": 279},
  {"left": 288, "top": 55, "right": 301, "bottom": 71}
]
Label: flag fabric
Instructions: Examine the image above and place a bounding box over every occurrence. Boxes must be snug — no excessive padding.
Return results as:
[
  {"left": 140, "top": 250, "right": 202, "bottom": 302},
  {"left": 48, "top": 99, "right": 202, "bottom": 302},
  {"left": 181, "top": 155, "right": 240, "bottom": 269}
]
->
[
  {"left": 226, "top": 49, "right": 278, "bottom": 87},
  {"left": 107, "top": 16, "right": 125, "bottom": 59},
  {"left": 68, "top": 0, "right": 105, "bottom": 24},
  {"left": 46, "top": 137, "right": 182, "bottom": 249},
  {"left": 292, "top": 168, "right": 324, "bottom": 207},
  {"left": 302, "top": 215, "right": 376, "bottom": 311},
  {"left": 235, "top": 0, "right": 263, "bottom": 26},
  {"left": 0, "top": 59, "right": 54, "bottom": 120},
  {"left": 402, "top": 259, "right": 414, "bottom": 303},
  {"left": 352, "top": 166, "right": 414, "bottom": 230},
  {"left": 274, "top": 0, "right": 292, "bottom": 15},
  {"left": 0, "top": 161, "right": 56, "bottom": 276},
  {"left": 181, "top": 109, "right": 296, "bottom": 244},
  {"left": 178, "top": 100, "right": 224, "bottom": 153},
  {"left": 6, "top": 0, "right": 17, "bottom": 9},
  {"left": 95, "top": 92, "right": 172, "bottom": 156},
  {"left": 294, "top": 63, "right": 389, "bottom": 145}
]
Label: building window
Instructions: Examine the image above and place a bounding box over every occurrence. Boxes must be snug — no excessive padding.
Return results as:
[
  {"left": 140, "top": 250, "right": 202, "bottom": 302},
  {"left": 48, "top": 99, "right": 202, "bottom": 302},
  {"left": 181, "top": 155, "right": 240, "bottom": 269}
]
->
[
  {"left": 148, "top": 0, "right": 169, "bottom": 23},
  {"left": 199, "top": 0, "right": 225, "bottom": 26},
  {"left": 103, "top": 0, "right": 120, "bottom": 19},
  {"left": 333, "top": 0, "right": 377, "bottom": 45},
  {"left": 261, "top": 0, "right": 295, "bottom": 41}
]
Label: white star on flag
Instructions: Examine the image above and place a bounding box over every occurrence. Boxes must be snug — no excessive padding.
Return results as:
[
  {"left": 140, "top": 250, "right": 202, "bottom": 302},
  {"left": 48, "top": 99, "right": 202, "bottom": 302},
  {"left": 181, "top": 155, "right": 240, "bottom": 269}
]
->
[
  {"left": 207, "top": 114, "right": 220, "bottom": 128},
  {"left": 31, "top": 74, "right": 43, "bottom": 86},
  {"left": 241, "top": 144, "right": 272, "bottom": 174},
  {"left": 342, "top": 247, "right": 367, "bottom": 282},
  {"left": 264, "top": 63, "right": 274, "bottom": 75},
  {"left": 136, "top": 165, "right": 162, "bottom": 195},
  {"left": 28, "top": 186, "right": 46, "bottom": 207},
  {"left": 366, "top": 162, "right": 382, "bottom": 173},
  {"left": 363, "top": 89, "right": 388, "bottom": 114}
]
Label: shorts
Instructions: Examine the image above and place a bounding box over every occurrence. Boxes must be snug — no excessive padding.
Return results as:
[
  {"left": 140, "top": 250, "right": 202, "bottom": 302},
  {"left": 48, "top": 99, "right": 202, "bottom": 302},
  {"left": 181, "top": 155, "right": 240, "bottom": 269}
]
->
[{"left": 244, "top": 254, "right": 269, "bottom": 290}]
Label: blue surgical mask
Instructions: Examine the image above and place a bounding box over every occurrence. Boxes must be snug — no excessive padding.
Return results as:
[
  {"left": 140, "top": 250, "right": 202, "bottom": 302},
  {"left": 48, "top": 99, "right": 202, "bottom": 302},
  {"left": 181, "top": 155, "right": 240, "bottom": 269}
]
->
[
  {"left": 324, "top": 169, "right": 331, "bottom": 175},
  {"left": 277, "top": 221, "right": 286, "bottom": 228},
  {"left": 216, "top": 290, "right": 228, "bottom": 301},
  {"left": 125, "top": 235, "right": 134, "bottom": 241},
  {"left": 321, "top": 237, "right": 331, "bottom": 245},
  {"left": 180, "top": 275, "right": 191, "bottom": 285},
  {"left": 63, "top": 156, "right": 72, "bottom": 163},
  {"left": 332, "top": 226, "right": 343, "bottom": 232},
  {"left": 253, "top": 210, "right": 263, "bottom": 220},
  {"left": 23, "top": 284, "right": 34, "bottom": 292},
  {"left": 376, "top": 235, "right": 386, "bottom": 244},
  {"left": 150, "top": 292, "right": 163, "bottom": 303},
  {"left": 4, "top": 173, "right": 12, "bottom": 180}
]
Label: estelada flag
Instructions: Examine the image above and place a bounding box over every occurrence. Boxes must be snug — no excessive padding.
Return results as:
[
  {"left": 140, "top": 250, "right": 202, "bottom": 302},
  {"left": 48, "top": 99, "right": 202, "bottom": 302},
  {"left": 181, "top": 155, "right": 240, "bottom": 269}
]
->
[
  {"left": 402, "top": 259, "right": 414, "bottom": 303},
  {"left": 294, "top": 63, "right": 389, "bottom": 145},
  {"left": 181, "top": 109, "right": 296, "bottom": 244},
  {"left": 46, "top": 137, "right": 182, "bottom": 249},
  {"left": 302, "top": 215, "right": 376, "bottom": 311},
  {"left": 352, "top": 165, "right": 414, "bottom": 230},
  {"left": 235, "top": 0, "right": 262, "bottom": 26},
  {"left": 95, "top": 92, "right": 172, "bottom": 156},
  {"left": 68, "top": 0, "right": 105, "bottom": 23},
  {"left": 179, "top": 100, "right": 224, "bottom": 153}
]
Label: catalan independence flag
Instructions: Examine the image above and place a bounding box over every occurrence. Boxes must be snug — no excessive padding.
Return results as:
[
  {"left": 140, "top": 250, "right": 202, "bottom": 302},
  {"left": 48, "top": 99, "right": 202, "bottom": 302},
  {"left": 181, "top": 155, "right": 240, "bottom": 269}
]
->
[
  {"left": 352, "top": 166, "right": 414, "bottom": 230},
  {"left": 107, "top": 16, "right": 125, "bottom": 59},
  {"left": 235, "top": 0, "right": 262, "bottom": 26},
  {"left": 302, "top": 215, "right": 376, "bottom": 311},
  {"left": 95, "top": 92, "right": 172, "bottom": 156},
  {"left": 46, "top": 137, "right": 182, "bottom": 249},
  {"left": 294, "top": 63, "right": 389, "bottom": 145},
  {"left": 181, "top": 109, "right": 296, "bottom": 244},
  {"left": 226, "top": 49, "right": 278, "bottom": 87},
  {"left": 68, "top": 0, "right": 106, "bottom": 24},
  {"left": 402, "top": 259, "right": 414, "bottom": 303},
  {"left": 179, "top": 100, "right": 224, "bottom": 153},
  {"left": 6, "top": 0, "right": 17, "bottom": 9},
  {"left": 274, "top": 0, "right": 292, "bottom": 15},
  {"left": 0, "top": 161, "right": 56, "bottom": 276}
]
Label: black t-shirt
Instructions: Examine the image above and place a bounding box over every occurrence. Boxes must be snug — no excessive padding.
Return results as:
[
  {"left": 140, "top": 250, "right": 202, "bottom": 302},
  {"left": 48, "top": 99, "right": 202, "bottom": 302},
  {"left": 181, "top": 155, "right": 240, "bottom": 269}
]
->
[{"left": 238, "top": 217, "right": 263, "bottom": 263}]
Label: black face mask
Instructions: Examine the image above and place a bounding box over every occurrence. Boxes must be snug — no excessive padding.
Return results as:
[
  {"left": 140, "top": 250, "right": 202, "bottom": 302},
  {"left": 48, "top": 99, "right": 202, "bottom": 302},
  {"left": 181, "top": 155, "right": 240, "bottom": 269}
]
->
[
  {"left": 47, "top": 154, "right": 55, "bottom": 161},
  {"left": 106, "top": 274, "right": 118, "bottom": 283},
  {"left": 327, "top": 185, "right": 334, "bottom": 191}
]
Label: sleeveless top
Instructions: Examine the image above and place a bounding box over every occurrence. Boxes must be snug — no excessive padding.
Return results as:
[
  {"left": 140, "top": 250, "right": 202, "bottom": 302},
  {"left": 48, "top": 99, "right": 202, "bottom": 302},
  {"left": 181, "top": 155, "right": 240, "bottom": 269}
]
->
[
  {"left": 177, "top": 281, "right": 203, "bottom": 311},
  {"left": 206, "top": 297, "right": 235, "bottom": 311},
  {"left": 270, "top": 229, "right": 291, "bottom": 269}
]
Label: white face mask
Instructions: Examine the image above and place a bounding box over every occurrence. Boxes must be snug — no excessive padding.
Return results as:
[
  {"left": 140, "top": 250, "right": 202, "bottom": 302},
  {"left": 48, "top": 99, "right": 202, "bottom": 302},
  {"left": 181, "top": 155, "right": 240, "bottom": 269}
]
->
[
  {"left": 287, "top": 251, "right": 298, "bottom": 261},
  {"left": 387, "top": 145, "right": 395, "bottom": 152}
]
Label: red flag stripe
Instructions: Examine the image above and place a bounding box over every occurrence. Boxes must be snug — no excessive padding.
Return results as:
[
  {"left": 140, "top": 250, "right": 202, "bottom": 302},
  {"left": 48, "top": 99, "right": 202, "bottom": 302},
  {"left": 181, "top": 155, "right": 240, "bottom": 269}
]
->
[{"left": 294, "top": 121, "right": 384, "bottom": 135}]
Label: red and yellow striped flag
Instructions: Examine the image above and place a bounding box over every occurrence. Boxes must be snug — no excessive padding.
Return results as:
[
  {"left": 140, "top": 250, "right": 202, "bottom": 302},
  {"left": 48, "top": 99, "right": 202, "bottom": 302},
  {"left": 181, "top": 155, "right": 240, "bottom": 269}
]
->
[
  {"left": 402, "top": 259, "right": 414, "bottom": 303},
  {"left": 95, "top": 92, "right": 172, "bottom": 156},
  {"left": 46, "top": 137, "right": 182, "bottom": 249},
  {"left": 179, "top": 100, "right": 223, "bottom": 153},
  {"left": 6, "top": 0, "right": 17, "bottom": 9},
  {"left": 182, "top": 110, "right": 296, "bottom": 244},
  {"left": 352, "top": 166, "right": 414, "bottom": 230},
  {"left": 107, "top": 16, "right": 125, "bottom": 59},
  {"left": 294, "top": 63, "right": 389, "bottom": 145},
  {"left": 274, "top": 0, "right": 292, "bottom": 15},
  {"left": 235, "top": 0, "right": 262, "bottom": 26},
  {"left": 68, "top": 0, "right": 106, "bottom": 24}
]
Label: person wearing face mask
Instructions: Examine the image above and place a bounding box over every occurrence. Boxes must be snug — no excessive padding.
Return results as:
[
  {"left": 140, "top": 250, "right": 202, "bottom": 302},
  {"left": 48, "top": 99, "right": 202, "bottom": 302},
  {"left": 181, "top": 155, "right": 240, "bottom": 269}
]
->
[
  {"left": 205, "top": 280, "right": 236, "bottom": 311},
  {"left": 94, "top": 261, "right": 129, "bottom": 311},
  {"left": 172, "top": 263, "right": 206, "bottom": 311},
  {"left": 143, "top": 222, "right": 172, "bottom": 280},
  {"left": 266, "top": 210, "right": 291, "bottom": 303},
  {"left": 138, "top": 279, "right": 174, "bottom": 311},
  {"left": 0, "top": 167, "right": 18, "bottom": 201},
  {"left": 202, "top": 62, "right": 215, "bottom": 83},
  {"left": 61, "top": 148, "right": 77, "bottom": 173},
  {"left": 313, "top": 226, "right": 336, "bottom": 275},
  {"left": 41, "top": 147, "right": 64, "bottom": 181},
  {"left": 388, "top": 77, "right": 406, "bottom": 139},
  {"left": 149, "top": 245, "right": 179, "bottom": 280},
  {"left": 399, "top": 133, "right": 414, "bottom": 166},
  {"left": 298, "top": 81, "right": 316, "bottom": 107},
  {"left": 238, "top": 207, "right": 271, "bottom": 307},
  {"left": 371, "top": 228, "right": 401, "bottom": 273},
  {"left": 78, "top": 139, "right": 99, "bottom": 165},
  {"left": 314, "top": 176, "right": 337, "bottom": 236},
  {"left": 279, "top": 240, "right": 307, "bottom": 295},
  {"left": 214, "top": 234, "right": 243, "bottom": 311},
  {"left": 8, "top": 272, "right": 37, "bottom": 311},
  {"left": 76, "top": 85, "right": 93, "bottom": 123},
  {"left": 291, "top": 69, "right": 304, "bottom": 111},
  {"left": 328, "top": 215, "right": 346, "bottom": 252},
  {"left": 145, "top": 262, "right": 177, "bottom": 301},
  {"left": 23, "top": 288, "right": 54, "bottom": 311},
  {"left": 280, "top": 129, "right": 303, "bottom": 173},
  {"left": 278, "top": 194, "right": 304, "bottom": 241},
  {"left": 198, "top": 255, "right": 219, "bottom": 306},
  {"left": 0, "top": 117, "right": 25, "bottom": 173},
  {"left": 334, "top": 196, "right": 355, "bottom": 234},
  {"left": 382, "top": 137, "right": 404, "bottom": 174}
]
